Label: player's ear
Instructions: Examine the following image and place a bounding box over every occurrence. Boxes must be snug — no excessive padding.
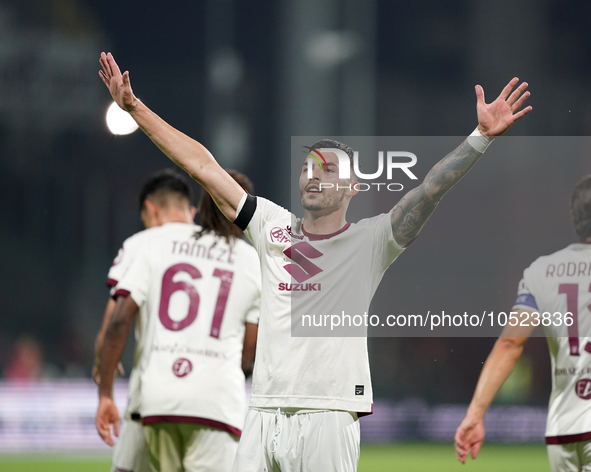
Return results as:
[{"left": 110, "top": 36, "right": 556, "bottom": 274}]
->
[
  {"left": 346, "top": 179, "right": 359, "bottom": 198},
  {"left": 143, "top": 199, "right": 157, "bottom": 215},
  {"left": 190, "top": 206, "right": 198, "bottom": 220},
  {"left": 141, "top": 199, "right": 159, "bottom": 228}
]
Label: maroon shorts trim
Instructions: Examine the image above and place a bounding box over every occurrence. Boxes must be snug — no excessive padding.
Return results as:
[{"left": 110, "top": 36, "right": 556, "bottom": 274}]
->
[
  {"left": 142, "top": 415, "right": 241, "bottom": 437},
  {"left": 546, "top": 431, "right": 591, "bottom": 444}
]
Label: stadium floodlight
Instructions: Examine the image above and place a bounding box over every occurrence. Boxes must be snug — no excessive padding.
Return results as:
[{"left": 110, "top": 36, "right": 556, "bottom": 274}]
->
[{"left": 105, "top": 101, "right": 139, "bottom": 135}]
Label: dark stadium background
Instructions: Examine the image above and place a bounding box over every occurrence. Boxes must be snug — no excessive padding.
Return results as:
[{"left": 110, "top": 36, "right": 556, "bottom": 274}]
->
[{"left": 1, "top": 0, "right": 591, "bottom": 418}]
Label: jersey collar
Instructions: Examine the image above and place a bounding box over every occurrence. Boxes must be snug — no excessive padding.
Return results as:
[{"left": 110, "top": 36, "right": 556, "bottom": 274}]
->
[{"left": 302, "top": 223, "right": 351, "bottom": 241}]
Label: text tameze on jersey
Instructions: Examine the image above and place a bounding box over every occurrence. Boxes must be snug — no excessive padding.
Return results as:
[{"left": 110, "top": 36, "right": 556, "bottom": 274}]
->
[{"left": 171, "top": 239, "right": 236, "bottom": 264}]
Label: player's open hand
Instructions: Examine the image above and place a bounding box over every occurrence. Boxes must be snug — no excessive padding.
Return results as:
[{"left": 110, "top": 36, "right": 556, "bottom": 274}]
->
[
  {"left": 454, "top": 415, "right": 485, "bottom": 464},
  {"left": 96, "top": 396, "right": 120, "bottom": 446},
  {"left": 475, "top": 77, "right": 532, "bottom": 137},
  {"left": 99, "top": 52, "right": 139, "bottom": 112}
]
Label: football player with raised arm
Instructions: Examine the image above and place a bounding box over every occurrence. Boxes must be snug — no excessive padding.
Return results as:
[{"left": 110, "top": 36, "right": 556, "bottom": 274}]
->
[
  {"left": 455, "top": 175, "right": 591, "bottom": 472},
  {"left": 98, "top": 51, "right": 531, "bottom": 472},
  {"left": 96, "top": 168, "right": 261, "bottom": 472}
]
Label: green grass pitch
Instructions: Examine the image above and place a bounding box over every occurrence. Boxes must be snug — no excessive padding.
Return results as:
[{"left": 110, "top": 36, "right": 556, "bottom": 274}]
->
[
  {"left": 358, "top": 443, "right": 550, "bottom": 472},
  {"left": 0, "top": 443, "right": 549, "bottom": 471}
]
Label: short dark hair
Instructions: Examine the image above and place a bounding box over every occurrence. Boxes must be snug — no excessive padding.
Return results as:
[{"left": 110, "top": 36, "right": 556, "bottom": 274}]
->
[
  {"left": 310, "top": 139, "right": 355, "bottom": 170},
  {"left": 571, "top": 174, "right": 591, "bottom": 242},
  {"left": 196, "top": 170, "right": 254, "bottom": 242},
  {"left": 139, "top": 169, "right": 193, "bottom": 211}
]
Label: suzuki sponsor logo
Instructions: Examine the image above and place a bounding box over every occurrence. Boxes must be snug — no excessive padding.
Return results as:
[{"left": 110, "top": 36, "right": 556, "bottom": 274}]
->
[{"left": 283, "top": 242, "right": 323, "bottom": 283}]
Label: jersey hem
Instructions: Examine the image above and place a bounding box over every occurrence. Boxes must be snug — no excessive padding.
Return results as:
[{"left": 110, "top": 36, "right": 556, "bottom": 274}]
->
[
  {"left": 546, "top": 431, "right": 591, "bottom": 444},
  {"left": 250, "top": 395, "right": 372, "bottom": 413},
  {"left": 142, "top": 415, "right": 241, "bottom": 437}
]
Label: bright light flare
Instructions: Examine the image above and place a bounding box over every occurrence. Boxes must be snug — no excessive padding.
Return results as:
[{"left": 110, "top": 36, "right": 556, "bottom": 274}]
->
[{"left": 105, "top": 102, "right": 139, "bottom": 135}]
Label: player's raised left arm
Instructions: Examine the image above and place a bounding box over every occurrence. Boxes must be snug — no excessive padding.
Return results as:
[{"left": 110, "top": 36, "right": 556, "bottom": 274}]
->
[
  {"left": 98, "top": 52, "right": 244, "bottom": 221},
  {"left": 390, "top": 78, "right": 532, "bottom": 247},
  {"left": 454, "top": 312, "right": 536, "bottom": 464},
  {"left": 95, "top": 295, "right": 138, "bottom": 446}
]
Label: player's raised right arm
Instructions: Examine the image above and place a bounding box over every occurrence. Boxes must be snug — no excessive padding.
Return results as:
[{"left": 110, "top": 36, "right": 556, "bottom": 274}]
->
[{"left": 99, "top": 52, "right": 244, "bottom": 221}]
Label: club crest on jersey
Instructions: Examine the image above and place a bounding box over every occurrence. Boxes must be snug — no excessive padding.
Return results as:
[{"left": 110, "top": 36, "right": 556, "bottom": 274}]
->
[
  {"left": 270, "top": 227, "right": 291, "bottom": 244},
  {"left": 172, "top": 358, "right": 193, "bottom": 378},
  {"left": 576, "top": 378, "right": 591, "bottom": 400}
]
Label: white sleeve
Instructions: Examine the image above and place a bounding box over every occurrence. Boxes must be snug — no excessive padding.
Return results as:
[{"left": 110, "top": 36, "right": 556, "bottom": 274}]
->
[
  {"left": 106, "top": 246, "right": 125, "bottom": 290},
  {"left": 370, "top": 212, "right": 405, "bottom": 270},
  {"left": 241, "top": 244, "right": 261, "bottom": 325},
  {"left": 114, "top": 239, "right": 152, "bottom": 307},
  {"left": 245, "top": 302, "right": 260, "bottom": 325},
  {"left": 106, "top": 231, "right": 145, "bottom": 293},
  {"left": 243, "top": 197, "right": 291, "bottom": 253}
]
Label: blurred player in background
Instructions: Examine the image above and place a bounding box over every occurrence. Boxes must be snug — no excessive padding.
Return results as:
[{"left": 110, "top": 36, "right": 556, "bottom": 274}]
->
[
  {"left": 98, "top": 52, "right": 531, "bottom": 471},
  {"left": 95, "top": 168, "right": 261, "bottom": 472},
  {"left": 93, "top": 171, "right": 195, "bottom": 472},
  {"left": 455, "top": 175, "right": 591, "bottom": 471}
]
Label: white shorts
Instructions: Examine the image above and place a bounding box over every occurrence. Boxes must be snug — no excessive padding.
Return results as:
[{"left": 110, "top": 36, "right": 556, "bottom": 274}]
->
[
  {"left": 112, "top": 418, "right": 152, "bottom": 472},
  {"left": 144, "top": 423, "right": 239, "bottom": 472},
  {"left": 232, "top": 408, "right": 360, "bottom": 472},
  {"left": 548, "top": 440, "right": 591, "bottom": 472}
]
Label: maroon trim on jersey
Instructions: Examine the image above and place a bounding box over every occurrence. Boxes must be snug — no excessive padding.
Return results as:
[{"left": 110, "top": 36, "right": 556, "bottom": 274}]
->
[
  {"left": 546, "top": 431, "right": 591, "bottom": 444},
  {"left": 113, "top": 288, "right": 130, "bottom": 299},
  {"left": 302, "top": 223, "right": 351, "bottom": 241},
  {"left": 106, "top": 277, "right": 118, "bottom": 288},
  {"left": 142, "top": 415, "right": 241, "bottom": 437},
  {"left": 357, "top": 403, "right": 373, "bottom": 418}
]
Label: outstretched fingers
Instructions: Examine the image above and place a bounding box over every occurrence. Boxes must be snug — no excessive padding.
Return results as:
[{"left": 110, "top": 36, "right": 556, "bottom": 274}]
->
[
  {"left": 498, "top": 77, "right": 519, "bottom": 101},
  {"left": 98, "top": 70, "right": 109, "bottom": 87},
  {"left": 99, "top": 52, "right": 112, "bottom": 79},
  {"left": 510, "top": 89, "right": 531, "bottom": 112},
  {"left": 506, "top": 81, "right": 528, "bottom": 106},
  {"left": 474, "top": 85, "right": 485, "bottom": 106},
  {"left": 106, "top": 53, "right": 123, "bottom": 81},
  {"left": 122, "top": 71, "right": 130, "bottom": 87},
  {"left": 512, "top": 105, "right": 533, "bottom": 121}
]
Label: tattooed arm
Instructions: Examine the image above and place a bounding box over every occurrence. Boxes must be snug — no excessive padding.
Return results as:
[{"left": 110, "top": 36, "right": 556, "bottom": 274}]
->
[{"left": 390, "top": 77, "right": 532, "bottom": 247}]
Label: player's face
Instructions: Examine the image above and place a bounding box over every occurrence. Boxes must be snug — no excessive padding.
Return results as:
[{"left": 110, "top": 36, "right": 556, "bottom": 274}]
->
[{"left": 299, "top": 152, "right": 355, "bottom": 214}]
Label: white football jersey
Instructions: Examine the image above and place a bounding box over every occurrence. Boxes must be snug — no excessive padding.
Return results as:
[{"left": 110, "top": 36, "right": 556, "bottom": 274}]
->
[
  {"left": 115, "top": 222, "right": 261, "bottom": 436},
  {"left": 107, "top": 230, "right": 153, "bottom": 419},
  {"left": 514, "top": 243, "right": 591, "bottom": 443},
  {"left": 241, "top": 197, "right": 404, "bottom": 413}
]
